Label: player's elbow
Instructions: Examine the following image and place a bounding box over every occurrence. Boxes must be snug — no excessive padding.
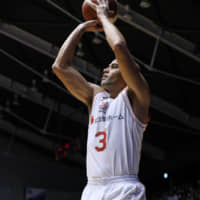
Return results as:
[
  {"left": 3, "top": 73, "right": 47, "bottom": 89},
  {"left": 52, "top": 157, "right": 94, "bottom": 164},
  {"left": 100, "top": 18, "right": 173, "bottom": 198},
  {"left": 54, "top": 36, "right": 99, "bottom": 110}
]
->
[
  {"left": 113, "top": 41, "right": 127, "bottom": 52},
  {"left": 52, "top": 63, "right": 66, "bottom": 78},
  {"left": 52, "top": 62, "right": 58, "bottom": 71},
  {"left": 52, "top": 62, "right": 61, "bottom": 72},
  {"left": 52, "top": 62, "right": 68, "bottom": 74}
]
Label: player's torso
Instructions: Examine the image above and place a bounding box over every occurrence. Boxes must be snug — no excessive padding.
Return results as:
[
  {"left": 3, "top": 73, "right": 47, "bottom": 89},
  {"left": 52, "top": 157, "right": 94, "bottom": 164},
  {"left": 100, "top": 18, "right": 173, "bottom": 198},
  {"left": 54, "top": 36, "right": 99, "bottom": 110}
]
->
[{"left": 87, "top": 89, "right": 146, "bottom": 179}]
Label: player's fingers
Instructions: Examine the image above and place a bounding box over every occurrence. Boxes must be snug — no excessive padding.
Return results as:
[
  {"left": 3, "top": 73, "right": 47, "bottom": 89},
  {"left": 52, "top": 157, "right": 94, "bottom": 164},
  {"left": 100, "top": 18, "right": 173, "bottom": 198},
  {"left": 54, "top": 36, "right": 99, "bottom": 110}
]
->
[
  {"left": 100, "top": 0, "right": 109, "bottom": 10},
  {"left": 96, "top": 0, "right": 102, "bottom": 5},
  {"left": 82, "top": 20, "right": 97, "bottom": 28},
  {"left": 86, "top": 20, "right": 98, "bottom": 26},
  {"left": 100, "top": 0, "right": 105, "bottom": 5},
  {"left": 85, "top": 0, "right": 97, "bottom": 10},
  {"left": 97, "top": 0, "right": 106, "bottom": 6},
  {"left": 104, "top": 0, "right": 109, "bottom": 7}
]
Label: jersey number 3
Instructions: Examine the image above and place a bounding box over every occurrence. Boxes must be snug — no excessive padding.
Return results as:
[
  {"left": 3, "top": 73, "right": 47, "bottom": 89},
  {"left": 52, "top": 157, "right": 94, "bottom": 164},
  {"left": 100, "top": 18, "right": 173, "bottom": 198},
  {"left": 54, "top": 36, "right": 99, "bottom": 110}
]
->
[{"left": 95, "top": 132, "right": 106, "bottom": 152}]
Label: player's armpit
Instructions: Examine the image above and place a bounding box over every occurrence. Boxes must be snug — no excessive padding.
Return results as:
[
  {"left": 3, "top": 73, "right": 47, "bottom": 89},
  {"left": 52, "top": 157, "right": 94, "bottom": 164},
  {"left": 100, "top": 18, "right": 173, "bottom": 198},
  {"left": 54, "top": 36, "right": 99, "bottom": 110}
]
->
[
  {"left": 127, "top": 87, "right": 150, "bottom": 124},
  {"left": 52, "top": 64, "right": 94, "bottom": 107}
]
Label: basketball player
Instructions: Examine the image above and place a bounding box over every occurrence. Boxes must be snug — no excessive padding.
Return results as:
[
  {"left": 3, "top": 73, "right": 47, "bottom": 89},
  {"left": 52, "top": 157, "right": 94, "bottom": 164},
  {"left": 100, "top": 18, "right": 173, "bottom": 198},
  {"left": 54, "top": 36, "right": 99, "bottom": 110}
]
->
[{"left": 52, "top": 0, "right": 150, "bottom": 199}]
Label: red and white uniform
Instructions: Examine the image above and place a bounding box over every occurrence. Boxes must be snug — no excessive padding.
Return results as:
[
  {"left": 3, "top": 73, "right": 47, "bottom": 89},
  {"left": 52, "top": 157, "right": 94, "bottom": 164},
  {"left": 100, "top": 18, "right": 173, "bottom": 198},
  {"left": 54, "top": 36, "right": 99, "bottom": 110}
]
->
[{"left": 81, "top": 88, "right": 148, "bottom": 200}]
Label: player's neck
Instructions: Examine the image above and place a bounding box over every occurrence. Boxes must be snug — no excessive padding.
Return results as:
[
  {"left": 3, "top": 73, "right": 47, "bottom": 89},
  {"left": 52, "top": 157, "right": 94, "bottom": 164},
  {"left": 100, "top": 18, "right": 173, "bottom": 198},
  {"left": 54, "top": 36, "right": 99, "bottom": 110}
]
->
[{"left": 104, "top": 85, "right": 125, "bottom": 98}]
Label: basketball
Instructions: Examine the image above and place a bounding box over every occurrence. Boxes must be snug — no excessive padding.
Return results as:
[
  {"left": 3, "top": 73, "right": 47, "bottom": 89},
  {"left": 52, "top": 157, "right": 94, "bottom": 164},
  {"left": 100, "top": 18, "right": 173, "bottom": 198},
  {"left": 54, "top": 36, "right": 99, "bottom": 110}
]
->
[{"left": 82, "top": 0, "right": 118, "bottom": 24}]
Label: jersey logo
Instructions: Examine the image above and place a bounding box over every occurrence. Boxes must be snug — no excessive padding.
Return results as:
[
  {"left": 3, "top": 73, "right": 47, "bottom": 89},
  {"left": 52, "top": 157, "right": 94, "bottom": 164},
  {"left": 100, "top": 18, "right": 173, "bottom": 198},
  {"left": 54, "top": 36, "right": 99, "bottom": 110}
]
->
[
  {"left": 98, "top": 98, "right": 109, "bottom": 114},
  {"left": 118, "top": 114, "right": 124, "bottom": 120},
  {"left": 95, "top": 114, "right": 124, "bottom": 123}
]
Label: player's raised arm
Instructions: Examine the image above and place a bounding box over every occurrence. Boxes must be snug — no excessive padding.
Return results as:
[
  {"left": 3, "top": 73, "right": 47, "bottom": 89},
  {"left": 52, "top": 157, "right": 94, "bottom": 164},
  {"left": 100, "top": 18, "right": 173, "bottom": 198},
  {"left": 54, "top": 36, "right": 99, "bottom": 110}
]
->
[
  {"left": 96, "top": 0, "right": 150, "bottom": 110},
  {"left": 52, "top": 21, "right": 102, "bottom": 107}
]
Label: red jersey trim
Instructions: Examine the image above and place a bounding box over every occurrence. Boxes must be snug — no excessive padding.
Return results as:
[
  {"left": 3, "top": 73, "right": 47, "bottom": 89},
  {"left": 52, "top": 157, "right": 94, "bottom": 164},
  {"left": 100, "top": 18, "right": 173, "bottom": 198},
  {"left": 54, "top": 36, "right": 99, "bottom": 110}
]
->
[{"left": 121, "top": 89, "right": 147, "bottom": 129}]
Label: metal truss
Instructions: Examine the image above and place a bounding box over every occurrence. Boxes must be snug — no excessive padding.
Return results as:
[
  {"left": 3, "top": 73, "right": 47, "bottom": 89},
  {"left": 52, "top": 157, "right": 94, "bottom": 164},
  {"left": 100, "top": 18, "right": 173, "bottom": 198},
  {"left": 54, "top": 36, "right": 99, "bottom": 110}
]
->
[
  {"left": 0, "top": 115, "right": 85, "bottom": 165},
  {"left": 0, "top": 21, "right": 200, "bottom": 132},
  {"left": 0, "top": 72, "right": 88, "bottom": 127},
  {"left": 0, "top": 71, "right": 165, "bottom": 160},
  {"left": 45, "top": 0, "right": 200, "bottom": 64},
  {"left": 118, "top": 3, "right": 200, "bottom": 64},
  {"left": 0, "top": 22, "right": 101, "bottom": 81},
  {"left": 1, "top": 0, "right": 200, "bottom": 164}
]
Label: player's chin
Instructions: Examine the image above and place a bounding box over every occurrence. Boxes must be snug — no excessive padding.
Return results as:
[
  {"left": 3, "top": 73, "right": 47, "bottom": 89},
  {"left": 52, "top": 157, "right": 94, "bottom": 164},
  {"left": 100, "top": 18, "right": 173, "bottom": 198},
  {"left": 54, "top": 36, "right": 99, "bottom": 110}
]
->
[
  {"left": 100, "top": 79, "right": 108, "bottom": 88},
  {"left": 101, "top": 78, "right": 113, "bottom": 87}
]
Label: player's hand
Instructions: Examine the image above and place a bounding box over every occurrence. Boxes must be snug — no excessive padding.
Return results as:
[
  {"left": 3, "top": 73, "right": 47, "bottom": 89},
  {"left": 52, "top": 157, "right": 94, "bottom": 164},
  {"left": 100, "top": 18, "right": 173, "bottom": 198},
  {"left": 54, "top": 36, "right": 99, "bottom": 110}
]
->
[
  {"left": 80, "top": 20, "right": 103, "bottom": 32},
  {"left": 96, "top": 0, "right": 114, "bottom": 19}
]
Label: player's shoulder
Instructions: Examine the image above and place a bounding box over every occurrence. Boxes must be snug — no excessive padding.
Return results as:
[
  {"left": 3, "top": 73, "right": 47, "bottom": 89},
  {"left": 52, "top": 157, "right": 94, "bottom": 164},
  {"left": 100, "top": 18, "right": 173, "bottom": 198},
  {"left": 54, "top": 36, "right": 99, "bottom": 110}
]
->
[{"left": 88, "top": 83, "right": 106, "bottom": 113}]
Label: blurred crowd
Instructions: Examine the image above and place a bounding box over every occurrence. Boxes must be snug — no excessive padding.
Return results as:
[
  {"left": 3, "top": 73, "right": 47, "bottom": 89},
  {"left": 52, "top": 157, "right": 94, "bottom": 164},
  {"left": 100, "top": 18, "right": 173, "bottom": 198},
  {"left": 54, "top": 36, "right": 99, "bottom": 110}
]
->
[{"left": 150, "top": 179, "right": 200, "bottom": 200}]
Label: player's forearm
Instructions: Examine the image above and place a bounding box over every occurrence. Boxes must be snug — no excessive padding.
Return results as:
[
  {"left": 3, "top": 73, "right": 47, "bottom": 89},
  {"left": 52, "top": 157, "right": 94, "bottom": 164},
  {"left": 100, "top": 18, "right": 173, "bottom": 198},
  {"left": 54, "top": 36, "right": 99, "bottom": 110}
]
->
[
  {"left": 100, "top": 16, "right": 126, "bottom": 50},
  {"left": 53, "top": 24, "right": 85, "bottom": 68}
]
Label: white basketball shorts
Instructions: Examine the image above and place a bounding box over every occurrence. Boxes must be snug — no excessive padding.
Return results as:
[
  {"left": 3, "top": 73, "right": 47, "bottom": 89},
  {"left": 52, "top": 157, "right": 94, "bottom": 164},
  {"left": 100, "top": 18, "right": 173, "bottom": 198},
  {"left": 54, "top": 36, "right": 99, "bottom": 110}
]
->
[{"left": 81, "top": 175, "right": 146, "bottom": 200}]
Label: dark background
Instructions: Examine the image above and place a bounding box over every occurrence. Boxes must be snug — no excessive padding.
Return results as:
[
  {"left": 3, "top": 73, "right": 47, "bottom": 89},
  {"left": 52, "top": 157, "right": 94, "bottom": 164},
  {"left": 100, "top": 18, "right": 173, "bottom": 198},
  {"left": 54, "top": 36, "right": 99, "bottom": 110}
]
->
[{"left": 0, "top": 0, "right": 200, "bottom": 199}]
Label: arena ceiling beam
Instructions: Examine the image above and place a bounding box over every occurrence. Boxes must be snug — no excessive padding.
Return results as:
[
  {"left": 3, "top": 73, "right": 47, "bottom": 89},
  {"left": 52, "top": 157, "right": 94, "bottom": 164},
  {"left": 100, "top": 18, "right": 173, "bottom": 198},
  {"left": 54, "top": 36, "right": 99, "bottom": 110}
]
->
[
  {"left": 0, "top": 73, "right": 165, "bottom": 161},
  {"left": 0, "top": 73, "right": 88, "bottom": 127},
  {"left": 0, "top": 116, "right": 85, "bottom": 165},
  {"left": 0, "top": 22, "right": 101, "bottom": 81},
  {"left": 118, "top": 3, "right": 200, "bottom": 64},
  {"left": 43, "top": 0, "right": 200, "bottom": 64},
  {"left": 151, "top": 96, "right": 200, "bottom": 132},
  {"left": 0, "top": 22, "right": 200, "bottom": 132},
  {"left": 0, "top": 116, "right": 54, "bottom": 152},
  {"left": 0, "top": 116, "right": 164, "bottom": 163}
]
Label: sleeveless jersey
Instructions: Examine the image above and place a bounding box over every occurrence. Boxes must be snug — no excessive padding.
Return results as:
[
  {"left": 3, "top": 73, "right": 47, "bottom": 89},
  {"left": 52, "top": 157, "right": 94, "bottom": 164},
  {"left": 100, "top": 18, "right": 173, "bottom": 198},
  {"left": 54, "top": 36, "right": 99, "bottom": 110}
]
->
[{"left": 87, "top": 88, "right": 147, "bottom": 180}]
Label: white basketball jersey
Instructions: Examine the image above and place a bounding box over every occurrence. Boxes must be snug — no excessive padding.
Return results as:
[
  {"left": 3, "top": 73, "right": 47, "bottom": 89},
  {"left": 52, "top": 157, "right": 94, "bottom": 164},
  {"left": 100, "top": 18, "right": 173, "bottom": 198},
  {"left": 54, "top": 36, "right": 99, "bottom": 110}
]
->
[{"left": 87, "top": 88, "right": 147, "bottom": 180}]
